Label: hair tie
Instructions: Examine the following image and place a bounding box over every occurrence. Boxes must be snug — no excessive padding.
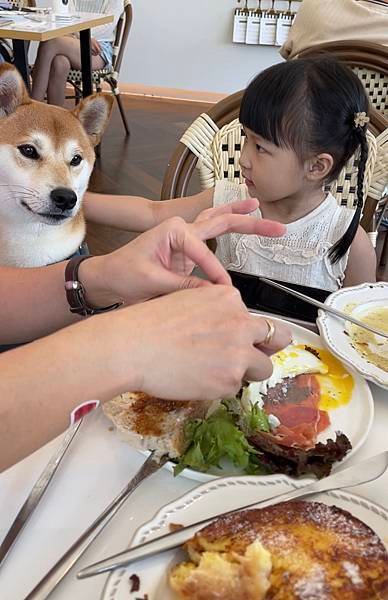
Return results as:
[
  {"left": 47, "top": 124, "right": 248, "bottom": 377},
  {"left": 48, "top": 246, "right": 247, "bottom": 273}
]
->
[{"left": 354, "top": 112, "right": 370, "bottom": 128}]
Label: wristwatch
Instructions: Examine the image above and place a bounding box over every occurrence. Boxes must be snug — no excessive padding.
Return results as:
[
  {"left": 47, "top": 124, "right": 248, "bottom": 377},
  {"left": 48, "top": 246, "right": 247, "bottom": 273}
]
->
[{"left": 65, "top": 255, "right": 123, "bottom": 316}]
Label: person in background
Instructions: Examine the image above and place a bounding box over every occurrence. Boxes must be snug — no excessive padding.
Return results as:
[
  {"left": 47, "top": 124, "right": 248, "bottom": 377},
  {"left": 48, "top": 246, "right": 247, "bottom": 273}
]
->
[
  {"left": 280, "top": 0, "right": 388, "bottom": 60},
  {"left": 31, "top": 0, "right": 122, "bottom": 106},
  {"left": 0, "top": 207, "right": 290, "bottom": 471}
]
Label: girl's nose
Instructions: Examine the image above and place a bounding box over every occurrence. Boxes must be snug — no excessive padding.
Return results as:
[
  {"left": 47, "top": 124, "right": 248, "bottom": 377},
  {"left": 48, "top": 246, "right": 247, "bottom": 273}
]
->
[{"left": 239, "top": 143, "right": 251, "bottom": 169}]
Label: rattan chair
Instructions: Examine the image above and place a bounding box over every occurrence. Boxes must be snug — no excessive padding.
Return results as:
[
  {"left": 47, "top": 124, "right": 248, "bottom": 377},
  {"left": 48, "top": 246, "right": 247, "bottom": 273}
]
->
[
  {"left": 297, "top": 41, "right": 388, "bottom": 121},
  {"left": 67, "top": 0, "right": 132, "bottom": 134},
  {"left": 161, "top": 92, "right": 388, "bottom": 247}
]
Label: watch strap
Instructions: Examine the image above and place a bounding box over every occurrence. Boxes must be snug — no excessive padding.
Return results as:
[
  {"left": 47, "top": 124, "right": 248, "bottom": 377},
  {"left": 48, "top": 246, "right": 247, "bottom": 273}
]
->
[{"left": 65, "top": 255, "right": 122, "bottom": 316}]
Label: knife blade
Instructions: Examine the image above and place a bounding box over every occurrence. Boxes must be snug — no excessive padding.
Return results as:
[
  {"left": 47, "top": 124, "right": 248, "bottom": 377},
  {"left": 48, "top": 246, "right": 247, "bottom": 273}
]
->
[
  {"left": 25, "top": 451, "right": 168, "bottom": 598},
  {"left": 77, "top": 451, "right": 388, "bottom": 579},
  {"left": 0, "top": 419, "right": 82, "bottom": 569},
  {"left": 260, "top": 277, "right": 388, "bottom": 339}
]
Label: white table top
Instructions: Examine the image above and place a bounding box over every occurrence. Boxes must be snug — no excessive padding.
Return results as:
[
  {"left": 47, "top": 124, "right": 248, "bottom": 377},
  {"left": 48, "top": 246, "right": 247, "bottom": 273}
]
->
[
  {"left": 0, "top": 12, "right": 113, "bottom": 41},
  {"left": 1, "top": 383, "right": 387, "bottom": 600}
]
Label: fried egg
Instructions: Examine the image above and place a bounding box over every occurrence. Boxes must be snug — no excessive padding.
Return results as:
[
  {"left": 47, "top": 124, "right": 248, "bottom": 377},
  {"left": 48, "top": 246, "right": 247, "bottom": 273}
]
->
[
  {"left": 244, "top": 345, "right": 353, "bottom": 411},
  {"left": 244, "top": 345, "right": 327, "bottom": 403}
]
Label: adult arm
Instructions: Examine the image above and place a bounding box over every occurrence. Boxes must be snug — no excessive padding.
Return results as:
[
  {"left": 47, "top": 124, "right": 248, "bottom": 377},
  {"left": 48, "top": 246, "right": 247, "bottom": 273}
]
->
[
  {"left": 0, "top": 203, "right": 284, "bottom": 344},
  {"left": 0, "top": 286, "right": 291, "bottom": 471}
]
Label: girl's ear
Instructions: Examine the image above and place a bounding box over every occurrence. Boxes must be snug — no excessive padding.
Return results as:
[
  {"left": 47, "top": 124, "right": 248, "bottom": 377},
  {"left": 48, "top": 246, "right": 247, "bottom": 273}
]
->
[{"left": 305, "top": 153, "right": 333, "bottom": 183}]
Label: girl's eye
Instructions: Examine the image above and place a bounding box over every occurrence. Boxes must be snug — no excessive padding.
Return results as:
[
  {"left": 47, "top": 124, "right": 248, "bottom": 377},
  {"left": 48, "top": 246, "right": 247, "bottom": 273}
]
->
[
  {"left": 18, "top": 145, "right": 40, "bottom": 160},
  {"left": 70, "top": 154, "right": 83, "bottom": 167},
  {"left": 256, "top": 144, "right": 265, "bottom": 153}
]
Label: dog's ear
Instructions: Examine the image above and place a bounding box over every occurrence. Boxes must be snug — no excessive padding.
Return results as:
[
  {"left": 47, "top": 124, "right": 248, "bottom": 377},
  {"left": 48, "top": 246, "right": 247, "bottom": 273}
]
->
[
  {"left": 0, "top": 63, "right": 30, "bottom": 118},
  {"left": 72, "top": 93, "right": 113, "bottom": 146}
]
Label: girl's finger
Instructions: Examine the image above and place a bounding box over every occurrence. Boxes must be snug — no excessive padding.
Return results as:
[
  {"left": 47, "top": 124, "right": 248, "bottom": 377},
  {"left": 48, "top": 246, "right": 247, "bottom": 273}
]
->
[
  {"left": 193, "top": 213, "right": 286, "bottom": 240},
  {"left": 196, "top": 198, "right": 259, "bottom": 223}
]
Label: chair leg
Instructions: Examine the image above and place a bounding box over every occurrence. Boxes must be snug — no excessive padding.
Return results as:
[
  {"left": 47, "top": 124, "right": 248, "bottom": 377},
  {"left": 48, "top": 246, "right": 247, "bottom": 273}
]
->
[
  {"left": 114, "top": 91, "right": 130, "bottom": 136},
  {"left": 74, "top": 85, "right": 82, "bottom": 105},
  {"left": 380, "top": 231, "right": 388, "bottom": 268}
]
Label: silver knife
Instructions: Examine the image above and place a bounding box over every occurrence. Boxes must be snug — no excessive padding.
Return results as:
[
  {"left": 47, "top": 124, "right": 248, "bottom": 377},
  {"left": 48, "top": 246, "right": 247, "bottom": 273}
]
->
[
  {"left": 260, "top": 277, "right": 388, "bottom": 339},
  {"left": 0, "top": 419, "right": 82, "bottom": 568},
  {"left": 78, "top": 451, "right": 388, "bottom": 579},
  {"left": 25, "top": 451, "right": 168, "bottom": 599}
]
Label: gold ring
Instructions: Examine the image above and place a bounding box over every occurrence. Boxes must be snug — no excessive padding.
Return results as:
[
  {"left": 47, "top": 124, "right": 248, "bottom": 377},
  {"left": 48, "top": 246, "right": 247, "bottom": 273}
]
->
[{"left": 263, "top": 318, "right": 275, "bottom": 345}]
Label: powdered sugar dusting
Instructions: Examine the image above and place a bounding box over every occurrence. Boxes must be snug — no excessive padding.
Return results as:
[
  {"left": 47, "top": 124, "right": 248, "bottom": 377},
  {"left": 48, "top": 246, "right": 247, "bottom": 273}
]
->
[
  {"left": 294, "top": 566, "right": 328, "bottom": 600},
  {"left": 342, "top": 561, "right": 363, "bottom": 586}
]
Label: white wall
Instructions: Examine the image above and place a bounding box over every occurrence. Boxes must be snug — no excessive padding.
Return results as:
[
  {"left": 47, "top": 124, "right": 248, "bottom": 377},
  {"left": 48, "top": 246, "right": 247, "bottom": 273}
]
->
[{"left": 121, "top": 0, "right": 283, "bottom": 94}]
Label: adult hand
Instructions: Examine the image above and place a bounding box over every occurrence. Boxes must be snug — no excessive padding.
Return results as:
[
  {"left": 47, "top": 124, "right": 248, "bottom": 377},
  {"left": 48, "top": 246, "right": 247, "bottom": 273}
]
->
[
  {"left": 91, "top": 37, "right": 101, "bottom": 55},
  {"left": 114, "top": 285, "right": 292, "bottom": 399},
  {"left": 81, "top": 202, "right": 286, "bottom": 307}
]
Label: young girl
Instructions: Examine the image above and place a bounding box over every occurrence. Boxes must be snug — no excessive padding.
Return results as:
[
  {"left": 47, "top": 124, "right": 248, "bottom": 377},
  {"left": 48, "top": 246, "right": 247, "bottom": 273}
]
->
[{"left": 84, "top": 57, "right": 377, "bottom": 291}]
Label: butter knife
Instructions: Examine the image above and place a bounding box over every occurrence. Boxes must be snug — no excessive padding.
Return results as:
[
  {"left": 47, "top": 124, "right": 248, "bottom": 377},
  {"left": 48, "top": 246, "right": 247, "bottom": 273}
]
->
[
  {"left": 78, "top": 451, "right": 388, "bottom": 579},
  {"left": 25, "top": 451, "right": 168, "bottom": 598},
  {"left": 0, "top": 419, "right": 82, "bottom": 568},
  {"left": 260, "top": 277, "right": 388, "bottom": 339}
]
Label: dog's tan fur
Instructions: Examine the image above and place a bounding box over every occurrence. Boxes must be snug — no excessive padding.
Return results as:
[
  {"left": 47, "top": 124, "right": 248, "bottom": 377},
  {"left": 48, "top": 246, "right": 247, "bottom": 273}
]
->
[{"left": 0, "top": 63, "right": 113, "bottom": 266}]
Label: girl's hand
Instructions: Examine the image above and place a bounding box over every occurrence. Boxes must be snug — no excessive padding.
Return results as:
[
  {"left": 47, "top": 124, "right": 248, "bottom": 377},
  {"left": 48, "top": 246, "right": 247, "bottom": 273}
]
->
[
  {"left": 169, "top": 197, "right": 285, "bottom": 275},
  {"left": 80, "top": 206, "right": 285, "bottom": 307}
]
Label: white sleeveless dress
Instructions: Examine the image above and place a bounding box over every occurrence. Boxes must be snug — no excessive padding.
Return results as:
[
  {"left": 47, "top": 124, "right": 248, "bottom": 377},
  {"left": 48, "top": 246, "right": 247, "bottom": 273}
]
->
[{"left": 213, "top": 180, "right": 354, "bottom": 291}]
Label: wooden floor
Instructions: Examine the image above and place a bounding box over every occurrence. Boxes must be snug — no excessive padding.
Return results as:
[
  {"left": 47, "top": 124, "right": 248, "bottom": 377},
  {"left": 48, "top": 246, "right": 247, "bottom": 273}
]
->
[
  {"left": 86, "top": 94, "right": 387, "bottom": 280},
  {"left": 86, "top": 94, "right": 209, "bottom": 255}
]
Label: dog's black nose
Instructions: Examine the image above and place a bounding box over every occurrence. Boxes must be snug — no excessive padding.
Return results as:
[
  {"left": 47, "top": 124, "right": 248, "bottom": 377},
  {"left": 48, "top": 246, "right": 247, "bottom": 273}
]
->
[{"left": 50, "top": 187, "right": 77, "bottom": 211}]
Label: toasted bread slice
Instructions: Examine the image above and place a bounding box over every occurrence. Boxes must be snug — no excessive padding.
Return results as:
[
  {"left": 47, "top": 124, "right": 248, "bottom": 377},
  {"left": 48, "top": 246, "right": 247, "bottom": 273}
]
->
[
  {"left": 103, "top": 392, "right": 217, "bottom": 459},
  {"left": 170, "top": 501, "right": 388, "bottom": 600}
]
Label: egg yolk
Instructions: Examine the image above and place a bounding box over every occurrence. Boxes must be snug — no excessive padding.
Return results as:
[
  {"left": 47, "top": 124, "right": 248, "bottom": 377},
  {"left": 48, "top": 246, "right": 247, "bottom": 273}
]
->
[{"left": 314, "top": 348, "right": 354, "bottom": 410}]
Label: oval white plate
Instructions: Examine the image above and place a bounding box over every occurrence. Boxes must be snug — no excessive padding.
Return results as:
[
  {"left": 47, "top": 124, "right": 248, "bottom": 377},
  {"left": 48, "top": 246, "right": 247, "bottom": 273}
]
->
[
  {"left": 139, "top": 316, "right": 374, "bottom": 482},
  {"left": 317, "top": 282, "right": 388, "bottom": 390},
  {"left": 102, "top": 475, "right": 388, "bottom": 600}
]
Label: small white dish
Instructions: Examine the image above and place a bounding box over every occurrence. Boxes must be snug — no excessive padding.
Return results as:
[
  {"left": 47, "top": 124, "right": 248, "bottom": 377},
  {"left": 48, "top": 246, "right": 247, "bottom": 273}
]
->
[
  {"left": 317, "top": 282, "right": 388, "bottom": 390},
  {"left": 101, "top": 475, "right": 388, "bottom": 600}
]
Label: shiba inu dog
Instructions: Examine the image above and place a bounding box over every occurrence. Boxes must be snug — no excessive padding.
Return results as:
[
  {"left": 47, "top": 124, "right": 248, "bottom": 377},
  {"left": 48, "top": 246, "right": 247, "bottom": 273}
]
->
[{"left": 0, "top": 63, "right": 113, "bottom": 267}]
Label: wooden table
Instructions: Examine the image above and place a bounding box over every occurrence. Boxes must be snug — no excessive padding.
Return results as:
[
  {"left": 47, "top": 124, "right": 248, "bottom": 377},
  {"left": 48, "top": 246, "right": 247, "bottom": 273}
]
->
[{"left": 0, "top": 12, "right": 113, "bottom": 96}]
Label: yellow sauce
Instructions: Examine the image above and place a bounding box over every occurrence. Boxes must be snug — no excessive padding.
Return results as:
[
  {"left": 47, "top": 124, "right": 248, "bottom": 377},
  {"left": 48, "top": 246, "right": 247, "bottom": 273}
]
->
[
  {"left": 348, "top": 307, "right": 388, "bottom": 373},
  {"left": 309, "top": 346, "right": 354, "bottom": 411}
]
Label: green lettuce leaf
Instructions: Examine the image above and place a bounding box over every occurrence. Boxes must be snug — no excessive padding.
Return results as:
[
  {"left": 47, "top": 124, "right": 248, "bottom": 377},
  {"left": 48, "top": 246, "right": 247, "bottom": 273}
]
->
[
  {"left": 174, "top": 405, "right": 266, "bottom": 476},
  {"left": 223, "top": 395, "right": 270, "bottom": 436}
]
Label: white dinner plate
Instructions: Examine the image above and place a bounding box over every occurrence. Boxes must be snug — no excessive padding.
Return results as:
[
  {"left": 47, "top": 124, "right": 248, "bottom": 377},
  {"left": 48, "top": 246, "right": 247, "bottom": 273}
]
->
[
  {"left": 135, "top": 315, "right": 374, "bottom": 482},
  {"left": 101, "top": 475, "right": 388, "bottom": 600},
  {"left": 317, "top": 282, "right": 388, "bottom": 390}
]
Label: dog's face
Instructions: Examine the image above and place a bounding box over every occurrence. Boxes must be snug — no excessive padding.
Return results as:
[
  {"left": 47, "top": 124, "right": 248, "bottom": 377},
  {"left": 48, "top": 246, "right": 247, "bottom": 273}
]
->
[{"left": 0, "top": 64, "right": 113, "bottom": 227}]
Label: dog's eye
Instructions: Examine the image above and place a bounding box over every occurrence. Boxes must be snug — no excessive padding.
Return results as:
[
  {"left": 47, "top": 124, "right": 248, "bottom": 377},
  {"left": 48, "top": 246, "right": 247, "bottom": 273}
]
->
[
  {"left": 18, "top": 145, "right": 39, "bottom": 160},
  {"left": 70, "top": 154, "right": 83, "bottom": 167}
]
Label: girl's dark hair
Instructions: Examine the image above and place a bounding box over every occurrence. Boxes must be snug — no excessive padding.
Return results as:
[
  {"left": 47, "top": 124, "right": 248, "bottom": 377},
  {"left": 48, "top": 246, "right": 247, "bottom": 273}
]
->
[{"left": 239, "top": 57, "right": 370, "bottom": 263}]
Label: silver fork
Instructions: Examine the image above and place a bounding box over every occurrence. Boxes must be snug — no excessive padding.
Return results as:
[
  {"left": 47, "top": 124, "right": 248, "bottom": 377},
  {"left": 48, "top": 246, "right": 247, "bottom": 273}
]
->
[{"left": 25, "top": 451, "right": 167, "bottom": 599}]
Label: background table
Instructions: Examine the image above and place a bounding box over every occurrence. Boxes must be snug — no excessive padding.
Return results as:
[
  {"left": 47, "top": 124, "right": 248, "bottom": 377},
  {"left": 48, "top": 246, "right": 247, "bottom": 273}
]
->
[
  {"left": 0, "top": 12, "right": 113, "bottom": 95},
  {"left": 0, "top": 383, "right": 387, "bottom": 600}
]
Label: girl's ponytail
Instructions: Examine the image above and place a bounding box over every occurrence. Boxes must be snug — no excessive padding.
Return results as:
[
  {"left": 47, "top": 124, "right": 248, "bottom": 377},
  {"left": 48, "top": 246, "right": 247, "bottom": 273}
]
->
[{"left": 328, "top": 113, "right": 369, "bottom": 264}]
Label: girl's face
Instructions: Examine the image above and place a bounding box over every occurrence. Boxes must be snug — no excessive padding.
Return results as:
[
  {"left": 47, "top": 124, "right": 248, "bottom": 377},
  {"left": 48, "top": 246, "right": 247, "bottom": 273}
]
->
[{"left": 239, "top": 127, "right": 308, "bottom": 204}]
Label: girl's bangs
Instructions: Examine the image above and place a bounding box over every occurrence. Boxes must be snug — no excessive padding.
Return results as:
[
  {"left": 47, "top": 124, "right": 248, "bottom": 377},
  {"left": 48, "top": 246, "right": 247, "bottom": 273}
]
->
[{"left": 239, "top": 65, "right": 308, "bottom": 154}]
